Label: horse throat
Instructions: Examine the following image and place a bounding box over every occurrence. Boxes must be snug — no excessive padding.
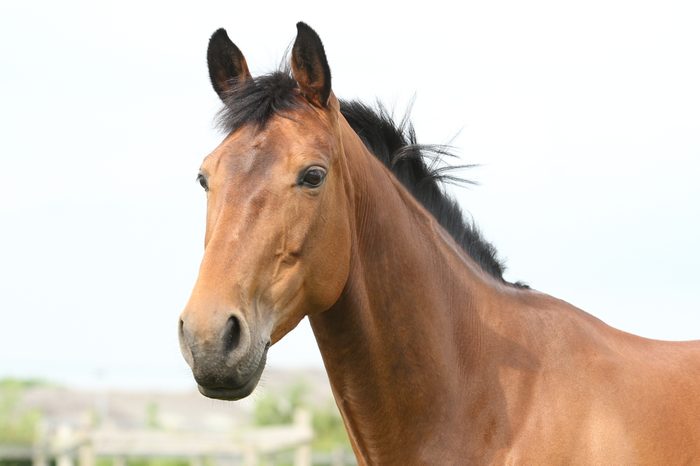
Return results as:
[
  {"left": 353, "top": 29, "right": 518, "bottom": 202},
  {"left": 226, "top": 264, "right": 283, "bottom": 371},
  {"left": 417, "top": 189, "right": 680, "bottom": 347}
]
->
[{"left": 308, "top": 123, "right": 505, "bottom": 462}]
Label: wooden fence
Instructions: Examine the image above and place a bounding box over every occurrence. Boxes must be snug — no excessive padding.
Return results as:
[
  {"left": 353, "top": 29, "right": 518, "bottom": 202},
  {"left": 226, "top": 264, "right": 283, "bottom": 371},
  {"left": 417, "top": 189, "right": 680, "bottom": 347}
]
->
[{"left": 1, "top": 410, "right": 314, "bottom": 466}]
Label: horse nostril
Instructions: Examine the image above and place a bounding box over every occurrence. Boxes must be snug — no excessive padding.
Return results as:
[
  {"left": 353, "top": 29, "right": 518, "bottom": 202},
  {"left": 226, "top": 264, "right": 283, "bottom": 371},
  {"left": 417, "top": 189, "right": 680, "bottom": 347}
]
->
[
  {"left": 178, "top": 317, "right": 195, "bottom": 366},
  {"left": 179, "top": 318, "right": 190, "bottom": 345},
  {"left": 224, "top": 315, "right": 242, "bottom": 353}
]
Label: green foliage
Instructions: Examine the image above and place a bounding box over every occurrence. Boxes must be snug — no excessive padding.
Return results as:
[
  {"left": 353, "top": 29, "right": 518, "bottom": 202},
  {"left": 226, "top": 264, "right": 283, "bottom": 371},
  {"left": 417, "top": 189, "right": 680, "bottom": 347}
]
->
[
  {"left": 96, "top": 459, "right": 192, "bottom": 466},
  {"left": 311, "top": 402, "right": 350, "bottom": 452},
  {"left": 253, "top": 381, "right": 308, "bottom": 426},
  {"left": 123, "top": 460, "right": 190, "bottom": 466},
  {"left": 0, "top": 379, "right": 50, "bottom": 390},
  {"left": 0, "top": 460, "right": 32, "bottom": 466},
  {"left": 0, "top": 379, "right": 43, "bottom": 445},
  {"left": 252, "top": 380, "right": 351, "bottom": 453}
]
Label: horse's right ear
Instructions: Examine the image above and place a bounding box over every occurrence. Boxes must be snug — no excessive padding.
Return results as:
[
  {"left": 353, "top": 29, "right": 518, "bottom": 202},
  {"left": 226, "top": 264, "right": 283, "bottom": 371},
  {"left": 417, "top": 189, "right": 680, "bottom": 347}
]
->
[{"left": 207, "top": 28, "right": 252, "bottom": 100}]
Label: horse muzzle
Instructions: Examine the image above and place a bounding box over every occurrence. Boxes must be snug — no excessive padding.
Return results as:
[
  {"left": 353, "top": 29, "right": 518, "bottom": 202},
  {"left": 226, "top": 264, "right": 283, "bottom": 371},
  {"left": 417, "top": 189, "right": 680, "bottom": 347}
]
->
[{"left": 179, "top": 312, "right": 270, "bottom": 400}]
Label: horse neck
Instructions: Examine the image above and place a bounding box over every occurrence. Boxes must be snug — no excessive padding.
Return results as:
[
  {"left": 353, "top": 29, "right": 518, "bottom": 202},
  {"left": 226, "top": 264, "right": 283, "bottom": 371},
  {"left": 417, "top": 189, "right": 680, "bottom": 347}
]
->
[{"left": 308, "top": 119, "right": 510, "bottom": 461}]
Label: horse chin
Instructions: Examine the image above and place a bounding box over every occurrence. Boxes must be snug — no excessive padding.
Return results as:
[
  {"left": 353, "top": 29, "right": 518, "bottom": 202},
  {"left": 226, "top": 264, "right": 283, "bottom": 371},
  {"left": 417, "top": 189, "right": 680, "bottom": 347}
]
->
[
  {"left": 196, "top": 346, "right": 268, "bottom": 401},
  {"left": 197, "top": 380, "right": 258, "bottom": 401}
]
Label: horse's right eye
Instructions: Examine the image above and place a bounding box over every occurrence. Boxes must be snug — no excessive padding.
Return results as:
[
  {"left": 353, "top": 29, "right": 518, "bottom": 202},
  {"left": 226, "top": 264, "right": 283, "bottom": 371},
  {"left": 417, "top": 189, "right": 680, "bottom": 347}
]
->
[
  {"left": 197, "top": 173, "right": 209, "bottom": 191},
  {"left": 299, "top": 166, "right": 327, "bottom": 188}
]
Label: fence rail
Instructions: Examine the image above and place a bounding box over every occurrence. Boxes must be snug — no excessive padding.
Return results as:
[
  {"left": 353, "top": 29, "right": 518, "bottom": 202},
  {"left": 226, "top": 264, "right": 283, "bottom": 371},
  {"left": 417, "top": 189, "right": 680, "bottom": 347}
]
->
[
  {"left": 1, "top": 410, "right": 314, "bottom": 466},
  {"left": 0, "top": 445, "right": 34, "bottom": 459}
]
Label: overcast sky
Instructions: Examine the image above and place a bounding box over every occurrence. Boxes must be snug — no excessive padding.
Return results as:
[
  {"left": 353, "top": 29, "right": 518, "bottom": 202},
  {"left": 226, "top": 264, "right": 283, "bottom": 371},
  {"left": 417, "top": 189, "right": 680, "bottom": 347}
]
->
[{"left": 1, "top": 0, "right": 698, "bottom": 390}]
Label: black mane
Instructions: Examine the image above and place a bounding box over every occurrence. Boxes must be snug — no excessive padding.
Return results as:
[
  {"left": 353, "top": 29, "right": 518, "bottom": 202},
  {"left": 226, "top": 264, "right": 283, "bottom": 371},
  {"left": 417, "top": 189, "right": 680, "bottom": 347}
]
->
[{"left": 217, "top": 72, "right": 522, "bottom": 287}]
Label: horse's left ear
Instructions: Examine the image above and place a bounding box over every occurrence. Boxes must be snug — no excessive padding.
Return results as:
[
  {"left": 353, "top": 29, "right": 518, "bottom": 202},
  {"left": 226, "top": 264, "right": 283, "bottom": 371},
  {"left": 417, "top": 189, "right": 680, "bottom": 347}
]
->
[{"left": 291, "top": 22, "right": 331, "bottom": 108}]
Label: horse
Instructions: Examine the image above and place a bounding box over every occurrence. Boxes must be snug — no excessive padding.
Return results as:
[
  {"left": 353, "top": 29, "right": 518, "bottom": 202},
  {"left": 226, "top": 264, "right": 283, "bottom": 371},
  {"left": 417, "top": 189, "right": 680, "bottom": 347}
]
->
[{"left": 178, "top": 22, "right": 700, "bottom": 464}]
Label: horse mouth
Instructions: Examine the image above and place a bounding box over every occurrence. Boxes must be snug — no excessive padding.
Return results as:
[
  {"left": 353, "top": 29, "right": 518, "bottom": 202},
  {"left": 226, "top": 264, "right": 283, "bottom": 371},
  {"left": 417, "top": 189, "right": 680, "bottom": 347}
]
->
[{"left": 195, "top": 346, "right": 269, "bottom": 401}]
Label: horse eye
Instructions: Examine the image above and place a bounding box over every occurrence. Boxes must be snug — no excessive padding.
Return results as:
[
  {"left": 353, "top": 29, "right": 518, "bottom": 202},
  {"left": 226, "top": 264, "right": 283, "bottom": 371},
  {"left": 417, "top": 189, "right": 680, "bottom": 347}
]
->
[
  {"left": 300, "top": 167, "right": 327, "bottom": 188},
  {"left": 197, "top": 174, "right": 209, "bottom": 191}
]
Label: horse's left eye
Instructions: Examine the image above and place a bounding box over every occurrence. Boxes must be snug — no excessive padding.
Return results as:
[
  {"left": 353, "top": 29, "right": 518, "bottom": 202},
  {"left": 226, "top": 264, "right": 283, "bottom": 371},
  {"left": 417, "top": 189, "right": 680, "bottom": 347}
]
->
[
  {"left": 197, "top": 173, "right": 209, "bottom": 191},
  {"left": 300, "top": 167, "right": 327, "bottom": 188}
]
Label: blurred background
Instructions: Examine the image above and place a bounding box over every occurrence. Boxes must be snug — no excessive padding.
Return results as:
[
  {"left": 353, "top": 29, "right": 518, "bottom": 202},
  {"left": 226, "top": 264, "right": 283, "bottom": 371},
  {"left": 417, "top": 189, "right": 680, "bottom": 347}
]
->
[{"left": 1, "top": 0, "right": 699, "bottom": 464}]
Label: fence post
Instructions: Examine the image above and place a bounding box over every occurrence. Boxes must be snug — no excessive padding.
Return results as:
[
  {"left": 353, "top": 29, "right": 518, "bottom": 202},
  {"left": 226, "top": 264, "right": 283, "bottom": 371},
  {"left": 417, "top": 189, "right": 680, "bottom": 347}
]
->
[
  {"left": 77, "top": 429, "right": 94, "bottom": 466},
  {"left": 293, "top": 409, "right": 312, "bottom": 466},
  {"left": 32, "top": 422, "right": 49, "bottom": 466},
  {"left": 55, "top": 424, "right": 74, "bottom": 466},
  {"left": 331, "top": 448, "right": 345, "bottom": 466},
  {"left": 242, "top": 446, "right": 258, "bottom": 466}
]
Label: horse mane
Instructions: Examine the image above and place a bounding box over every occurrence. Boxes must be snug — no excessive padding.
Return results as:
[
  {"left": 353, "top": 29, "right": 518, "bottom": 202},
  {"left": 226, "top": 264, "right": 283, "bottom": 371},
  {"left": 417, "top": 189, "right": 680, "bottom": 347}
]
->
[{"left": 216, "top": 71, "right": 524, "bottom": 287}]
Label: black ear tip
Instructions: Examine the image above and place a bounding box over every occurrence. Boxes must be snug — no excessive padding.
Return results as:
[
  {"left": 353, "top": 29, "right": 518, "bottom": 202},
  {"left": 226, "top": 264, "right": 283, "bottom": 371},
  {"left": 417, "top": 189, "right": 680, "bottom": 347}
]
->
[
  {"left": 296, "top": 22, "right": 318, "bottom": 37},
  {"left": 210, "top": 28, "right": 230, "bottom": 43}
]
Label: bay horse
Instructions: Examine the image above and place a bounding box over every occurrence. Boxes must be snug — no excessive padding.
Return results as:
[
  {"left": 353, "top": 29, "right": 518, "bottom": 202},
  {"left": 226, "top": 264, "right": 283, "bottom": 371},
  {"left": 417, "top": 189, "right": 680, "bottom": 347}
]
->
[{"left": 179, "top": 22, "right": 700, "bottom": 464}]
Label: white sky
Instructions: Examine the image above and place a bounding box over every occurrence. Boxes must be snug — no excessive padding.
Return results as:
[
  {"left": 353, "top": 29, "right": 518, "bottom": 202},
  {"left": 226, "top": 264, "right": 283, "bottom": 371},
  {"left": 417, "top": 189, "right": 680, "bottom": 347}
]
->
[{"left": 1, "top": 0, "right": 698, "bottom": 390}]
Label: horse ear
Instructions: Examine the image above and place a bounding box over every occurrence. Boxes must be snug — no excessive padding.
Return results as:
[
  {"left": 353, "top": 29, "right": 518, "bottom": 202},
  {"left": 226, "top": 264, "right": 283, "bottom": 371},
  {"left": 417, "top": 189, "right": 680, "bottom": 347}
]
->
[
  {"left": 291, "top": 22, "right": 331, "bottom": 108},
  {"left": 207, "top": 28, "right": 252, "bottom": 101}
]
